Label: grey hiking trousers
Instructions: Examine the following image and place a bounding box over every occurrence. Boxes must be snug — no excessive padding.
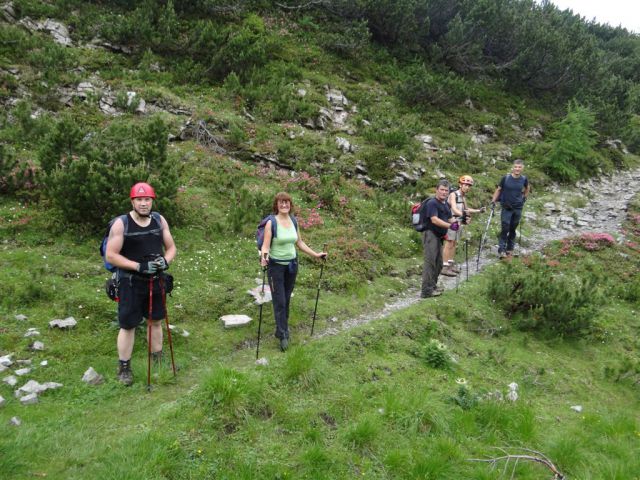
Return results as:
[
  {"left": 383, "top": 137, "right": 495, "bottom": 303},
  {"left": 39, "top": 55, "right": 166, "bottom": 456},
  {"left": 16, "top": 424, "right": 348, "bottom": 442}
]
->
[{"left": 422, "top": 229, "right": 443, "bottom": 297}]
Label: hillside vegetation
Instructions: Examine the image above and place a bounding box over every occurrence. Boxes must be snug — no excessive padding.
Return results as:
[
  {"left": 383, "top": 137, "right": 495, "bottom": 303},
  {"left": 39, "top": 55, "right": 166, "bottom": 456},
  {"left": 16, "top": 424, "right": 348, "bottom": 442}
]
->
[{"left": 1, "top": 1, "right": 640, "bottom": 479}]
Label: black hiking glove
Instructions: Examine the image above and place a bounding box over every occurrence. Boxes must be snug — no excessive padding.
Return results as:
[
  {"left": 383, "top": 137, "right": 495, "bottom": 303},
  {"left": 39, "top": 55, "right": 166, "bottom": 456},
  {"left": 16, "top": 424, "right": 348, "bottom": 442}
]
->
[
  {"left": 153, "top": 256, "right": 169, "bottom": 271},
  {"left": 138, "top": 261, "right": 159, "bottom": 275}
]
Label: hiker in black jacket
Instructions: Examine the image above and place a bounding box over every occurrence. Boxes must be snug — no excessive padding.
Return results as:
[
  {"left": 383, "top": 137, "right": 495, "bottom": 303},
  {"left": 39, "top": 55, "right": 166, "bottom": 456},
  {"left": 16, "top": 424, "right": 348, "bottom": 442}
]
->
[{"left": 420, "top": 180, "right": 458, "bottom": 298}]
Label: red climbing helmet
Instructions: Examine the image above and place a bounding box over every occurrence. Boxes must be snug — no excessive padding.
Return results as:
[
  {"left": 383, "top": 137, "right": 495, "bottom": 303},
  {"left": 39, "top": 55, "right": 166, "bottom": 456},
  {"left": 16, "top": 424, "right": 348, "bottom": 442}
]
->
[{"left": 130, "top": 182, "right": 156, "bottom": 199}]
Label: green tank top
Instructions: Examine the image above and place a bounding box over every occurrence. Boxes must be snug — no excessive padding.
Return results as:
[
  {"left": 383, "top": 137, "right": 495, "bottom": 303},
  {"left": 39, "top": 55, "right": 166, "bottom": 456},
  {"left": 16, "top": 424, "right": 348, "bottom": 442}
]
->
[{"left": 270, "top": 218, "right": 298, "bottom": 263}]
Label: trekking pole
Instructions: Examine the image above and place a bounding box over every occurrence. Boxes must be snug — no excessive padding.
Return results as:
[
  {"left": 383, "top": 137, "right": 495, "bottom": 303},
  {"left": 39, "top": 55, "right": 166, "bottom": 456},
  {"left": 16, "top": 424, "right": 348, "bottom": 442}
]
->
[
  {"left": 456, "top": 250, "right": 460, "bottom": 293},
  {"left": 147, "top": 276, "right": 153, "bottom": 392},
  {"left": 310, "top": 243, "right": 328, "bottom": 337},
  {"left": 476, "top": 203, "right": 495, "bottom": 272},
  {"left": 255, "top": 265, "right": 267, "bottom": 360},
  {"left": 159, "top": 275, "right": 176, "bottom": 377},
  {"left": 465, "top": 239, "right": 469, "bottom": 282},
  {"left": 518, "top": 206, "right": 525, "bottom": 257}
]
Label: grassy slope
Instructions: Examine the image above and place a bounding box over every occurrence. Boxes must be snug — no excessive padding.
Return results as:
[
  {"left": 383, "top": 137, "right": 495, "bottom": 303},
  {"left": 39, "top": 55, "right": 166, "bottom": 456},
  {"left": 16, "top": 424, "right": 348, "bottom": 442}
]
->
[{"left": 1, "top": 6, "right": 640, "bottom": 480}]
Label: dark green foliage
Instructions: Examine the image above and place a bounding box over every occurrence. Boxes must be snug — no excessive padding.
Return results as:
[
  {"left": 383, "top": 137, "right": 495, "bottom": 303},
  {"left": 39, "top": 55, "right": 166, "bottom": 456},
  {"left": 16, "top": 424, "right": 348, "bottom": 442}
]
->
[
  {"left": 300, "top": 0, "right": 639, "bottom": 129},
  {"left": 318, "top": 19, "right": 371, "bottom": 58},
  {"left": 623, "top": 115, "right": 640, "bottom": 154},
  {"left": 101, "top": 3, "right": 281, "bottom": 83},
  {"left": 0, "top": 145, "right": 18, "bottom": 194},
  {"left": 225, "top": 62, "right": 319, "bottom": 122},
  {"left": 397, "top": 63, "right": 469, "bottom": 108},
  {"left": 0, "top": 101, "right": 53, "bottom": 147},
  {"left": 361, "top": 147, "right": 396, "bottom": 182},
  {"left": 487, "top": 256, "right": 604, "bottom": 337},
  {"left": 0, "top": 145, "right": 38, "bottom": 198},
  {"left": 38, "top": 116, "right": 179, "bottom": 232},
  {"left": 11, "top": 0, "right": 59, "bottom": 17},
  {"left": 544, "top": 101, "right": 599, "bottom": 182},
  {"left": 618, "top": 274, "right": 640, "bottom": 303},
  {"left": 224, "top": 187, "right": 272, "bottom": 234}
]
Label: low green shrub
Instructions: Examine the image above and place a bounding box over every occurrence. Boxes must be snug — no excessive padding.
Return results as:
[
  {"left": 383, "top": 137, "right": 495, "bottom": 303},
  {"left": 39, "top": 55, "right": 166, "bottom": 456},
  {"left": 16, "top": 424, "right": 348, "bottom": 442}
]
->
[
  {"left": 487, "top": 256, "right": 604, "bottom": 337},
  {"left": 0, "top": 145, "right": 38, "bottom": 197},
  {"left": 39, "top": 115, "right": 179, "bottom": 232},
  {"left": 319, "top": 20, "right": 371, "bottom": 58},
  {"left": 424, "top": 339, "right": 450, "bottom": 369},
  {"left": 449, "top": 385, "right": 478, "bottom": 410},
  {"left": 622, "top": 114, "right": 640, "bottom": 154},
  {"left": 397, "top": 64, "right": 469, "bottom": 108}
]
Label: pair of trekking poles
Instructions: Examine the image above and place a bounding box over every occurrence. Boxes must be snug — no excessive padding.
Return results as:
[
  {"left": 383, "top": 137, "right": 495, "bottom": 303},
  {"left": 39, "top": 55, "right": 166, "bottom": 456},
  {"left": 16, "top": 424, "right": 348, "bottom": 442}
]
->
[
  {"left": 146, "top": 274, "right": 177, "bottom": 391},
  {"left": 255, "top": 244, "right": 327, "bottom": 359}
]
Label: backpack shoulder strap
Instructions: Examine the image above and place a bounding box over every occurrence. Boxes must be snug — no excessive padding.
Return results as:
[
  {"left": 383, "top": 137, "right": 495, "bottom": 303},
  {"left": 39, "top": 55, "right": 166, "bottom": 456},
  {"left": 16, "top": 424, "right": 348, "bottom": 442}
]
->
[
  {"left": 269, "top": 214, "right": 277, "bottom": 239},
  {"left": 150, "top": 211, "right": 163, "bottom": 232},
  {"left": 120, "top": 214, "right": 129, "bottom": 234},
  {"left": 499, "top": 175, "right": 508, "bottom": 189},
  {"left": 108, "top": 214, "right": 129, "bottom": 235},
  {"left": 290, "top": 215, "right": 298, "bottom": 231}
]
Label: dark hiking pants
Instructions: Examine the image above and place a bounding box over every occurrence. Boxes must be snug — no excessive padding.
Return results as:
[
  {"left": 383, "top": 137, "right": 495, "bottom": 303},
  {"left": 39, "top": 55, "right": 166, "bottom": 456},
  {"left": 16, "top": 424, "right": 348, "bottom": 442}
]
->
[
  {"left": 499, "top": 207, "right": 523, "bottom": 253},
  {"left": 268, "top": 262, "right": 297, "bottom": 339},
  {"left": 422, "top": 230, "right": 443, "bottom": 297}
]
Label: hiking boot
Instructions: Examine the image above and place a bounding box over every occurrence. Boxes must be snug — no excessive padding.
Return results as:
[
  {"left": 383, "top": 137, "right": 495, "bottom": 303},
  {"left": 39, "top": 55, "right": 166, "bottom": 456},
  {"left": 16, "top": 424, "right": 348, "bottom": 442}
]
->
[
  {"left": 117, "top": 360, "right": 133, "bottom": 386},
  {"left": 151, "top": 351, "right": 163, "bottom": 365},
  {"left": 421, "top": 290, "right": 442, "bottom": 299},
  {"left": 435, "top": 285, "right": 445, "bottom": 293},
  {"left": 279, "top": 337, "right": 289, "bottom": 352},
  {"left": 505, "top": 251, "right": 514, "bottom": 257},
  {"left": 448, "top": 263, "right": 461, "bottom": 274},
  {"left": 498, "top": 251, "right": 507, "bottom": 259},
  {"left": 440, "top": 267, "right": 457, "bottom": 277}
]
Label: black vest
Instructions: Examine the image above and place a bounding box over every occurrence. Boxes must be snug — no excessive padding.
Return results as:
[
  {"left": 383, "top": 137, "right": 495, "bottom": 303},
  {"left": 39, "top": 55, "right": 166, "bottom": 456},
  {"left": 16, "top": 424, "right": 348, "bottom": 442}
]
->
[{"left": 120, "top": 213, "right": 164, "bottom": 266}]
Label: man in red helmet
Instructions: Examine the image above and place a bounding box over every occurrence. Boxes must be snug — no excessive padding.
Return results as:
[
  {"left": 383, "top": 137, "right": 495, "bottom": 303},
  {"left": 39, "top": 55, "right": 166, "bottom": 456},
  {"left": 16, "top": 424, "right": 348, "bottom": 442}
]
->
[{"left": 105, "top": 182, "right": 177, "bottom": 386}]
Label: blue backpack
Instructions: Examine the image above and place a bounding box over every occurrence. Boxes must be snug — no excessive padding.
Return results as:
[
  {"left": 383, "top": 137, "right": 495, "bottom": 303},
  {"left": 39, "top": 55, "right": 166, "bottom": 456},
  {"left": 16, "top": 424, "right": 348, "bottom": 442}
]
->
[
  {"left": 99, "top": 212, "right": 163, "bottom": 271},
  {"left": 256, "top": 214, "right": 298, "bottom": 252}
]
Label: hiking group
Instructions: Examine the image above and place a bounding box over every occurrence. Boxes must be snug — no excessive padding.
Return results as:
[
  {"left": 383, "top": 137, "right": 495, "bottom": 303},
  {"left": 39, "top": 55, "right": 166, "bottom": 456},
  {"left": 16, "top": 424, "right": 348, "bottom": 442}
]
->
[
  {"left": 105, "top": 162, "right": 526, "bottom": 385},
  {"left": 416, "top": 159, "right": 529, "bottom": 298}
]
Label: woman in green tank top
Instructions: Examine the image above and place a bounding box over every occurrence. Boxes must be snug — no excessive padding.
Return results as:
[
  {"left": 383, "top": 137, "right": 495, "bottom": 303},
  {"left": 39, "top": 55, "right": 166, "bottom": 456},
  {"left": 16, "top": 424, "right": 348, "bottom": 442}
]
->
[{"left": 260, "top": 192, "right": 327, "bottom": 351}]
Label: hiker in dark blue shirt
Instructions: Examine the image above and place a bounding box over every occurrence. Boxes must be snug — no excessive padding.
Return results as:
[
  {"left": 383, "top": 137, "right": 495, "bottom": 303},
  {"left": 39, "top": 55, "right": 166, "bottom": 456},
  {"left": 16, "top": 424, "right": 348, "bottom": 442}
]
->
[
  {"left": 491, "top": 159, "right": 530, "bottom": 258},
  {"left": 420, "top": 180, "right": 458, "bottom": 298}
]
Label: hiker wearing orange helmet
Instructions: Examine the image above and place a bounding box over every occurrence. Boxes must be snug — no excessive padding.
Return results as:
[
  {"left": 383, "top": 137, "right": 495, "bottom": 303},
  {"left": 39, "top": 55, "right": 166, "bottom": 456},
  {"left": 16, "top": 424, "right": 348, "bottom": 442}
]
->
[
  {"left": 105, "top": 182, "right": 177, "bottom": 386},
  {"left": 441, "top": 175, "right": 486, "bottom": 277}
]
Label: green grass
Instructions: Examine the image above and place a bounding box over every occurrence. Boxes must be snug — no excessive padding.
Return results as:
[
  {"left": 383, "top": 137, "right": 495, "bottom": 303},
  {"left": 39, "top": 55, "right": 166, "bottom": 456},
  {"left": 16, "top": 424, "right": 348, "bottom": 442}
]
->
[{"left": 1, "top": 211, "right": 639, "bottom": 479}]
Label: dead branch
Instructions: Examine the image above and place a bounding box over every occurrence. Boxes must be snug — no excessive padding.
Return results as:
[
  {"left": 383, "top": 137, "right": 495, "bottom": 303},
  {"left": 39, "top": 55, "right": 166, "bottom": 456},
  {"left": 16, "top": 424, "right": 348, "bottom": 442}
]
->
[
  {"left": 468, "top": 447, "right": 565, "bottom": 479},
  {"left": 173, "top": 118, "right": 227, "bottom": 154},
  {"left": 193, "top": 120, "right": 227, "bottom": 154}
]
